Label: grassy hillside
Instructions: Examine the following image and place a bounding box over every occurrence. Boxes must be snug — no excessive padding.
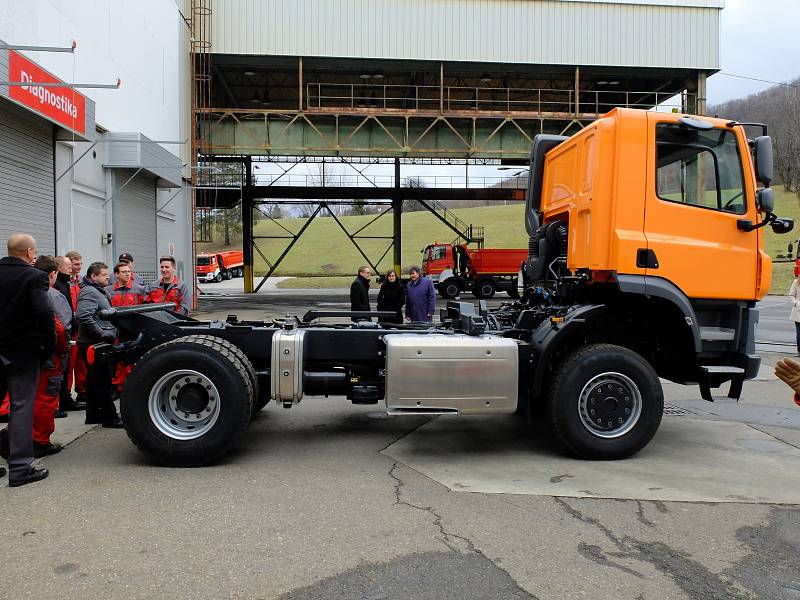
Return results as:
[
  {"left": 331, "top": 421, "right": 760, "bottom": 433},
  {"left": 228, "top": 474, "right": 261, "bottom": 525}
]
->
[
  {"left": 198, "top": 204, "right": 528, "bottom": 277},
  {"left": 198, "top": 186, "right": 800, "bottom": 293},
  {"left": 765, "top": 185, "right": 800, "bottom": 294}
]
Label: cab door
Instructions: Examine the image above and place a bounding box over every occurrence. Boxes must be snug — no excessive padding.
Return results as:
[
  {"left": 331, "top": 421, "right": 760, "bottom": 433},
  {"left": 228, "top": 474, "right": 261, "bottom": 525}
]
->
[{"left": 643, "top": 114, "right": 758, "bottom": 300}]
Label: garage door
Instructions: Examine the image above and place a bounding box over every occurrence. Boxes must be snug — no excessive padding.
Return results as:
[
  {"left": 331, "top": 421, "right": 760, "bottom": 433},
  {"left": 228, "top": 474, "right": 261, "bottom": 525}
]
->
[
  {"left": 114, "top": 169, "right": 158, "bottom": 284},
  {"left": 0, "top": 100, "right": 55, "bottom": 253}
]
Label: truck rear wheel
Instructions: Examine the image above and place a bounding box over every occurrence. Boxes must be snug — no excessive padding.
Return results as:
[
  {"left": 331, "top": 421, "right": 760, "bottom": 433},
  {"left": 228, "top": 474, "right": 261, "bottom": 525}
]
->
[
  {"left": 547, "top": 343, "right": 663, "bottom": 460},
  {"left": 438, "top": 278, "right": 460, "bottom": 299},
  {"left": 475, "top": 278, "right": 496, "bottom": 298},
  {"left": 121, "top": 335, "right": 254, "bottom": 466},
  {"left": 223, "top": 269, "right": 232, "bottom": 280}
]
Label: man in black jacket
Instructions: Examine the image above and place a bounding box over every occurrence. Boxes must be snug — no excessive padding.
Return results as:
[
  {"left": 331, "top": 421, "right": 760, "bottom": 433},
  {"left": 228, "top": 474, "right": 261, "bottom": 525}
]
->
[
  {"left": 349, "top": 266, "right": 371, "bottom": 321},
  {"left": 0, "top": 234, "right": 54, "bottom": 487},
  {"left": 77, "top": 262, "right": 122, "bottom": 428}
]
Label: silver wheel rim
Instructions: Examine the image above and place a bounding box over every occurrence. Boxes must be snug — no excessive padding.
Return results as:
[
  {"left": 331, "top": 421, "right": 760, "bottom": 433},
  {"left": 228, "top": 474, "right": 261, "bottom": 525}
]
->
[
  {"left": 578, "top": 371, "right": 642, "bottom": 439},
  {"left": 148, "top": 369, "right": 221, "bottom": 440}
]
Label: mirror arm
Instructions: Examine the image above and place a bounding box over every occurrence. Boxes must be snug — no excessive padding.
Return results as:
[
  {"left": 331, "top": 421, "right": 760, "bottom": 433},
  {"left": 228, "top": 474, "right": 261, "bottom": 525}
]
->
[{"left": 738, "top": 212, "right": 776, "bottom": 233}]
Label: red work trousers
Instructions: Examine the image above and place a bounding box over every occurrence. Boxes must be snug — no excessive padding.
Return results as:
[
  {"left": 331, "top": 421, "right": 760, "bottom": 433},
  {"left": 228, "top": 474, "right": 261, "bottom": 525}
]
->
[
  {"left": 69, "top": 340, "right": 87, "bottom": 396},
  {"left": 32, "top": 367, "right": 62, "bottom": 444},
  {"left": 0, "top": 368, "right": 61, "bottom": 445}
]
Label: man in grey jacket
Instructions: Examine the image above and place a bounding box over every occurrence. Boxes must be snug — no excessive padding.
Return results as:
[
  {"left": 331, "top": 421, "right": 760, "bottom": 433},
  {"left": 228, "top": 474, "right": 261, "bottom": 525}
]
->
[{"left": 77, "top": 262, "right": 122, "bottom": 428}]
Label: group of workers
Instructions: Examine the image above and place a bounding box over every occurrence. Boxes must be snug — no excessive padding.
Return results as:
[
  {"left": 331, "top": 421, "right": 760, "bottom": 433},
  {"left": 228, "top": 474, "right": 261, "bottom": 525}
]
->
[{"left": 0, "top": 233, "right": 191, "bottom": 488}]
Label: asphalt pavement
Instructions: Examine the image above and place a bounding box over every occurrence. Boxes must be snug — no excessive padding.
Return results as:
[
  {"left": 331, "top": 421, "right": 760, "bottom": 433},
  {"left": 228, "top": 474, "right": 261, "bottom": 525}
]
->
[{"left": 1, "top": 289, "right": 798, "bottom": 600}]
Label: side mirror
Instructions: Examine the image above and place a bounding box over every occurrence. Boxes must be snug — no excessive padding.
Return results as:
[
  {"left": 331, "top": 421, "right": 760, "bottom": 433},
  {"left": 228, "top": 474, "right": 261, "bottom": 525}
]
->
[
  {"left": 771, "top": 218, "right": 794, "bottom": 235},
  {"left": 754, "top": 136, "right": 773, "bottom": 185},
  {"left": 758, "top": 187, "right": 775, "bottom": 214}
]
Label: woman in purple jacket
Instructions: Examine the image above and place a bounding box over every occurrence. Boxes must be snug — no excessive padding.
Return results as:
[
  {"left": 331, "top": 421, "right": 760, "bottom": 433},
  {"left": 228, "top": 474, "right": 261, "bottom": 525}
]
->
[{"left": 405, "top": 266, "right": 435, "bottom": 323}]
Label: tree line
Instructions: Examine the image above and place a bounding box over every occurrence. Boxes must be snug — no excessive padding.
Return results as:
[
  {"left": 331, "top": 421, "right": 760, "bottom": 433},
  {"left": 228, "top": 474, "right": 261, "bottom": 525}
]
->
[{"left": 709, "top": 77, "right": 800, "bottom": 197}]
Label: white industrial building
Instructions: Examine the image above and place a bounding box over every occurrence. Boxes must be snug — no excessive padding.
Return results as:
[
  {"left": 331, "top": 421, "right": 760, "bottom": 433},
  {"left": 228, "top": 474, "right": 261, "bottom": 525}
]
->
[{"left": 0, "top": 1, "right": 192, "bottom": 284}]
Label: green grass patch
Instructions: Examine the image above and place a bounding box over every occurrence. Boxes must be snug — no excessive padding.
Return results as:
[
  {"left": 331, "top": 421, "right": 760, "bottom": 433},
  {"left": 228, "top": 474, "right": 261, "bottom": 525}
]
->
[
  {"left": 765, "top": 185, "right": 800, "bottom": 294},
  {"left": 198, "top": 186, "right": 800, "bottom": 294},
  {"left": 276, "top": 276, "right": 355, "bottom": 289},
  {"left": 198, "top": 204, "right": 529, "bottom": 278}
]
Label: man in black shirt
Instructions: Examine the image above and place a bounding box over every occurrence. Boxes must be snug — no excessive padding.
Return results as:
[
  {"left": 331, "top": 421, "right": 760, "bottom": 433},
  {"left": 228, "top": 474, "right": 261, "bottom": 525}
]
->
[{"left": 349, "top": 266, "right": 371, "bottom": 321}]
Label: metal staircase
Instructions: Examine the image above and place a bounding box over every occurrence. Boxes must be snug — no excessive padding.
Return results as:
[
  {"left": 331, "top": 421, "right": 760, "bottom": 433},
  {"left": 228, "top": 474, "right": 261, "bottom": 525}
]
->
[{"left": 420, "top": 197, "right": 485, "bottom": 248}]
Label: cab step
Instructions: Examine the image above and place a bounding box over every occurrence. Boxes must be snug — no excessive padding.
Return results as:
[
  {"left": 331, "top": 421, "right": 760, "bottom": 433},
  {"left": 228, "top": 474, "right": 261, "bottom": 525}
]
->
[{"left": 698, "top": 365, "right": 745, "bottom": 402}]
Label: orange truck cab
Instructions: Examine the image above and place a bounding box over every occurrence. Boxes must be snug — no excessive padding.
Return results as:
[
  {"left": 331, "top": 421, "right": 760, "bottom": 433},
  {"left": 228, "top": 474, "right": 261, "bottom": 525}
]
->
[
  {"left": 422, "top": 243, "right": 527, "bottom": 299},
  {"left": 196, "top": 250, "right": 245, "bottom": 283},
  {"left": 521, "top": 108, "right": 792, "bottom": 403}
]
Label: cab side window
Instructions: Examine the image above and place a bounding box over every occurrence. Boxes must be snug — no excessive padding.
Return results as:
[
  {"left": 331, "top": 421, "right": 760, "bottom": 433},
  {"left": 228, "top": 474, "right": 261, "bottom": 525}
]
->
[
  {"left": 656, "top": 124, "right": 747, "bottom": 215},
  {"left": 432, "top": 246, "right": 447, "bottom": 260}
]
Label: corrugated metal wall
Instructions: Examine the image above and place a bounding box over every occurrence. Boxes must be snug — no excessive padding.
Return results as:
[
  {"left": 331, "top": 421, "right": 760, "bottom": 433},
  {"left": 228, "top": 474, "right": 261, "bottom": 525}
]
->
[
  {"left": 0, "top": 100, "right": 55, "bottom": 254},
  {"left": 113, "top": 169, "right": 158, "bottom": 284},
  {"left": 210, "top": 0, "right": 720, "bottom": 69}
]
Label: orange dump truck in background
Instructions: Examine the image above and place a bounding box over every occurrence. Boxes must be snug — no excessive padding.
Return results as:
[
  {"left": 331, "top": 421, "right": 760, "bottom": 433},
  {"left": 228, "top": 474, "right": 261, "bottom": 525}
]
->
[
  {"left": 196, "top": 250, "right": 244, "bottom": 283},
  {"left": 422, "top": 243, "right": 527, "bottom": 298}
]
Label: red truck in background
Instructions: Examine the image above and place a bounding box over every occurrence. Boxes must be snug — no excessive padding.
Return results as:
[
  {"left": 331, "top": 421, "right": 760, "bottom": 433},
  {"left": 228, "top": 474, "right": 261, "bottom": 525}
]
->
[
  {"left": 421, "top": 242, "right": 527, "bottom": 298},
  {"left": 196, "top": 251, "right": 244, "bottom": 283}
]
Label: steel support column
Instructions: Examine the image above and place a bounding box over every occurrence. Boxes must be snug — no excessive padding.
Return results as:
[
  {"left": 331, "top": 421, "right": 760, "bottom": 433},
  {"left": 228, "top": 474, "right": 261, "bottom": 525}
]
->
[
  {"left": 243, "top": 157, "right": 254, "bottom": 293},
  {"left": 393, "top": 158, "right": 402, "bottom": 275}
]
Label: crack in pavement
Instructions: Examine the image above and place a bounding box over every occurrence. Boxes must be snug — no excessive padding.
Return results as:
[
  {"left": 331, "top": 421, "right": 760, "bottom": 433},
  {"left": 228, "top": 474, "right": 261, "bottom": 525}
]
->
[
  {"left": 553, "top": 497, "right": 627, "bottom": 552},
  {"left": 387, "top": 462, "right": 537, "bottom": 599},
  {"left": 577, "top": 542, "right": 643, "bottom": 578},
  {"left": 388, "top": 462, "right": 476, "bottom": 554},
  {"left": 554, "top": 497, "right": 757, "bottom": 600},
  {"left": 635, "top": 500, "right": 656, "bottom": 528}
]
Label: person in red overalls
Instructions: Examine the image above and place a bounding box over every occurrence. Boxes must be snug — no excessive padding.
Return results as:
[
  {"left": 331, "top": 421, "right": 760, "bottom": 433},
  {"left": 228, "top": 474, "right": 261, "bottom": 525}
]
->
[
  {"left": 106, "top": 262, "right": 146, "bottom": 394},
  {"left": 117, "top": 252, "right": 145, "bottom": 288},
  {"left": 65, "top": 250, "right": 87, "bottom": 409},
  {"left": 146, "top": 255, "right": 191, "bottom": 316}
]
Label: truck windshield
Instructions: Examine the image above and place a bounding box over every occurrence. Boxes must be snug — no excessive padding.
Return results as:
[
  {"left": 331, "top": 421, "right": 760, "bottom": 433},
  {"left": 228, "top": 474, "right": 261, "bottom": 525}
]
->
[
  {"left": 431, "top": 246, "right": 447, "bottom": 260},
  {"left": 196, "top": 257, "right": 210, "bottom": 266},
  {"left": 655, "top": 124, "right": 747, "bottom": 215}
]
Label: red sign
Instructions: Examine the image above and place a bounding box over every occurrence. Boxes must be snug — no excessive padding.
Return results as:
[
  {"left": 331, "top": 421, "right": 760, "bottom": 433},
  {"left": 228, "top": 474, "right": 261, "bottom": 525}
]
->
[{"left": 8, "top": 50, "right": 86, "bottom": 135}]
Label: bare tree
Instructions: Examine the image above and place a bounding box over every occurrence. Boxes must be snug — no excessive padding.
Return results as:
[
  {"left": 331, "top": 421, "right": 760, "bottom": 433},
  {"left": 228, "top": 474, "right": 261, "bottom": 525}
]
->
[{"left": 710, "top": 78, "right": 800, "bottom": 198}]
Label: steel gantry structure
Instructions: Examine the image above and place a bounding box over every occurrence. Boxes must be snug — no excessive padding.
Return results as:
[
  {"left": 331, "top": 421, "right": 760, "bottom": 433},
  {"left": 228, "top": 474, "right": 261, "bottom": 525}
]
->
[{"left": 191, "top": 0, "right": 715, "bottom": 292}]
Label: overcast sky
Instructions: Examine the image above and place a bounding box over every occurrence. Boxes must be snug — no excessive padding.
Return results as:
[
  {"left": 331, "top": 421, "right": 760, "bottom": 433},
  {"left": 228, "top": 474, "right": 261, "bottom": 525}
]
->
[{"left": 707, "top": 0, "right": 800, "bottom": 105}]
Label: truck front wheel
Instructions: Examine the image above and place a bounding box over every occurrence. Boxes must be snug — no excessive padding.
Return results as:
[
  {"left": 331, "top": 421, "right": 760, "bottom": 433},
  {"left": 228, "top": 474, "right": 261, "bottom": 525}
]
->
[
  {"left": 121, "top": 335, "right": 254, "bottom": 466},
  {"left": 438, "top": 278, "right": 460, "bottom": 299},
  {"left": 474, "top": 278, "right": 496, "bottom": 298},
  {"left": 547, "top": 343, "right": 663, "bottom": 460},
  {"left": 214, "top": 272, "right": 222, "bottom": 283}
]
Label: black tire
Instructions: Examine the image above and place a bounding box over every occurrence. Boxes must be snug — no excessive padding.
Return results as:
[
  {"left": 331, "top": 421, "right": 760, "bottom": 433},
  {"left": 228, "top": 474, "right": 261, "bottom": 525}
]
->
[
  {"left": 474, "top": 278, "right": 496, "bottom": 299},
  {"left": 214, "top": 272, "right": 222, "bottom": 283},
  {"left": 223, "top": 270, "right": 233, "bottom": 280},
  {"left": 188, "top": 335, "right": 266, "bottom": 418},
  {"left": 547, "top": 343, "right": 663, "bottom": 460},
  {"left": 235, "top": 268, "right": 243, "bottom": 278},
  {"left": 438, "top": 278, "right": 460, "bottom": 299},
  {"left": 121, "top": 335, "right": 254, "bottom": 466}
]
